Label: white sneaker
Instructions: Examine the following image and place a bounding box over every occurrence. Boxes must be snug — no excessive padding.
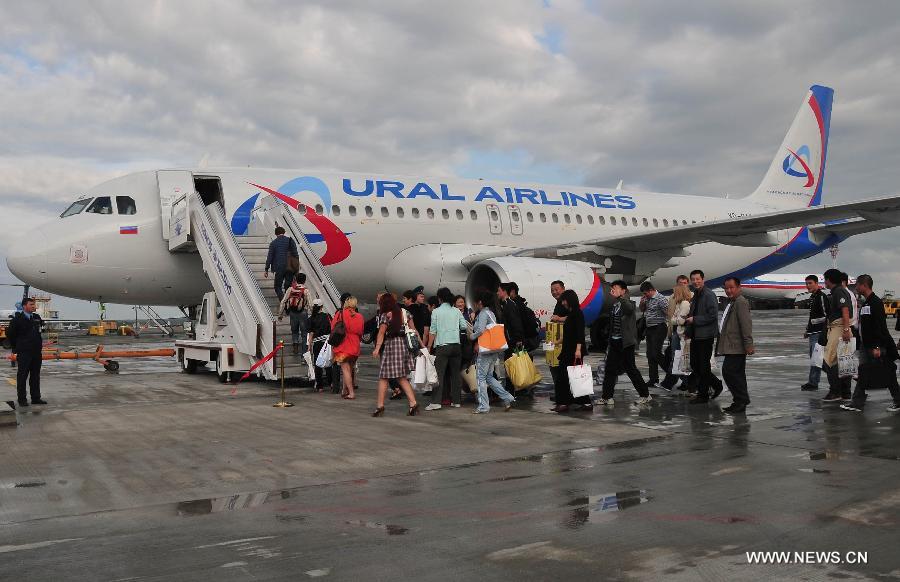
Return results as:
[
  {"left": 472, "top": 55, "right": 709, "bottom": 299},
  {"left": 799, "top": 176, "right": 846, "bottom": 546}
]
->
[
  {"left": 634, "top": 396, "right": 653, "bottom": 406},
  {"left": 451, "top": 404, "right": 461, "bottom": 408},
  {"left": 425, "top": 403, "right": 442, "bottom": 411},
  {"left": 887, "top": 403, "right": 900, "bottom": 413},
  {"left": 839, "top": 403, "right": 862, "bottom": 412},
  {"left": 597, "top": 398, "right": 614, "bottom": 406}
]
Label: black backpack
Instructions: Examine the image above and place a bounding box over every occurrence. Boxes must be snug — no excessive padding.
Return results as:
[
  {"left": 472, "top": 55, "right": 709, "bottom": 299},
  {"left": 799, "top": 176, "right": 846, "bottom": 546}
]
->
[{"left": 517, "top": 298, "right": 540, "bottom": 339}]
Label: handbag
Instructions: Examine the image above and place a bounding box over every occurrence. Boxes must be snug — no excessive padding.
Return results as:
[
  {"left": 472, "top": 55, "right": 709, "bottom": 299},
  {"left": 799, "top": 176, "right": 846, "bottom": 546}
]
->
[
  {"left": 504, "top": 348, "right": 542, "bottom": 390},
  {"left": 401, "top": 309, "right": 421, "bottom": 353},
  {"left": 315, "top": 343, "right": 333, "bottom": 368},
  {"left": 461, "top": 365, "right": 477, "bottom": 393},
  {"left": 566, "top": 359, "right": 594, "bottom": 398},
  {"left": 328, "top": 311, "right": 346, "bottom": 347},
  {"left": 477, "top": 311, "right": 507, "bottom": 353},
  {"left": 837, "top": 338, "right": 858, "bottom": 378}
]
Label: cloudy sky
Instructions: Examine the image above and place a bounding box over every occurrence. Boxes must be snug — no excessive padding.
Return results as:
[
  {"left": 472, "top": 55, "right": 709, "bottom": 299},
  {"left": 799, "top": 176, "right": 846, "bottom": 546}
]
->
[{"left": 2, "top": 0, "right": 900, "bottom": 318}]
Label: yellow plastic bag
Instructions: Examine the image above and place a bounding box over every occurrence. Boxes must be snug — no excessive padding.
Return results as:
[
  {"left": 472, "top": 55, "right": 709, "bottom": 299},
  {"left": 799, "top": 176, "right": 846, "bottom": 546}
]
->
[
  {"left": 544, "top": 321, "right": 563, "bottom": 367},
  {"left": 505, "top": 349, "right": 542, "bottom": 391}
]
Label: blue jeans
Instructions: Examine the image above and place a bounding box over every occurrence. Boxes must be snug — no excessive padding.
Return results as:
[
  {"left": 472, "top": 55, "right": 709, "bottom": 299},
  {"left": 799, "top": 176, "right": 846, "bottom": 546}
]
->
[
  {"left": 475, "top": 353, "right": 514, "bottom": 412},
  {"left": 807, "top": 333, "right": 822, "bottom": 386}
]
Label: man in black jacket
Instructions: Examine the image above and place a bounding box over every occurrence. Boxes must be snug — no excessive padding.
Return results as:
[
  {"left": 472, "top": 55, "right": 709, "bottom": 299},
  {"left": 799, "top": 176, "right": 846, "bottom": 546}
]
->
[
  {"left": 508, "top": 282, "right": 540, "bottom": 352},
  {"left": 497, "top": 283, "right": 524, "bottom": 393},
  {"left": 802, "top": 275, "right": 828, "bottom": 391},
  {"left": 840, "top": 275, "right": 900, "bottom": 412},
  {"left": 685, "top": 270, "right": 724, "bottom": 404},
  {"left": 7, "top": 298, "right": 47, "bottom": 407}
]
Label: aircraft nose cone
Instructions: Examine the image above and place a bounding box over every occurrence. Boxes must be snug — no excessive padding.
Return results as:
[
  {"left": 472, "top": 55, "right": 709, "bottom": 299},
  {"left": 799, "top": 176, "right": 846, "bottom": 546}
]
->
[{"left": 6, "top": 229, "right": 49, "bottom": 285}]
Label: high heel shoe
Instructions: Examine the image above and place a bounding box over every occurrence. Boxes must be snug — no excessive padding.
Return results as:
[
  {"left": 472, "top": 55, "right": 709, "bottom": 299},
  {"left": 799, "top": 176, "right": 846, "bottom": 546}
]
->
[
  {"left": 372, "top": 407, "right": 385, "bottom": 417},
  {"left": 407, "top": 403, "right": 419, "bottom": 416}
]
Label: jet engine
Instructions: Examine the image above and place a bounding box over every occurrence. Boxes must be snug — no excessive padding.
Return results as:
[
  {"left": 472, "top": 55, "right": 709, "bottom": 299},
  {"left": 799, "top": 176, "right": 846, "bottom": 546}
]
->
[{"left": 465, "top": 257, "right": 609, "bottom": 323}]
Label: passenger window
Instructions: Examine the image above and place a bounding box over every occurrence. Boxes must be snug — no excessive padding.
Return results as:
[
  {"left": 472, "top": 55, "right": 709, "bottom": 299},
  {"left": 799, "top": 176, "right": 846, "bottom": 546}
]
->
[
  {"left": 598, "top": 216, "right": 605, "bottom": 225},
  {"left": 652, "top": 218, "right": 659, "bottom": 227},
  {"left": 682, "top": 220, "right": 688, "bottom": 225},
  {"left": 86, "top": 196, "right": 113, "bottom": 214},
  {"left": 427, "top": 208, "right": 435, "bottom": 219},
  {"left": 552, "top": 213, "right": 559, "bottom": 223},
  {"left": 60, "top": 198, "right": 92, "bottom": 218},
  {"left": 663, "top": 219, "right": 669, "bottom": 227},
  {"left": 397, "top": 207, "right": 405, "bottom": 218},
  {"left": 332, "top": 205, "right": 341, "bottom": 216},
  {"left": 470, "top": 210, "right": 478, "bottom": 220},
  {"left": 564, "top": 214, "right": 571, "bottom": 224},
  {"left": 442, "top": 209, "right": 450, "bottom": 220},
  {"left": 315, "top": 204, "right": 324, "bottom": 215},
  {"left": 575, "top": 215, "right": 582, "bottom": 224},
  {"left": 587, "top": 215, "right": 595, "bottom": 225},
  {"left": 610, "top": 216, "right": 617, "bottom": 225},
  {"left": 116, "top": 196, "right": 137, "bottom": 215},
  {"left": 412, "top": 208, "right": 420, "bottom": 219},
  {"left": 539, "top": 213, "right": 547, "bottom": 223},
  {"left": 380, "top": 207, "right": 389, "bottom": 218},
  {"left": 456, "top": 209, "right": 464, "bottom": 220},
  {"left": 642, "top": 217, "right": 648, "bottom": 227},
  {"left": 365, "top": 206, "right": 373, "bottom": 217},
  {"left": 349, "top": 205, "right": 357, "bottom": 217},
  {"left": 632, "top": 217, "right": 638, "bottom": 226},
  {"left": 526, "top": 212, "right": 534, "bottom": 222}
]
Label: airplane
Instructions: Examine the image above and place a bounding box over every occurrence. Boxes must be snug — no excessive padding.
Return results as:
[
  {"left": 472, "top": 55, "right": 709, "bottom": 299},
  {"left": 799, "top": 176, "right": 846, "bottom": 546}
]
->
[{"left": 6, "top": 85, "right": 900, "bottom": 325}]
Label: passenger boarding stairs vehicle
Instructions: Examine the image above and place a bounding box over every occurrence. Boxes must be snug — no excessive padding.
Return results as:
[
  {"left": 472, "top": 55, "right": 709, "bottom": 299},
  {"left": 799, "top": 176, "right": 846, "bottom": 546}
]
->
[{"left": 164, "top": 172, "right": 342, "bottom": 382}]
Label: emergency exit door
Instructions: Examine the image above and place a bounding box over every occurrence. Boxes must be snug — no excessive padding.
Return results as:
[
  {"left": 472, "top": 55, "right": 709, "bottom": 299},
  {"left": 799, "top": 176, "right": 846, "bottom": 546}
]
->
[
  {"left": 507, "top": 204, "right": 523, "bottom": 235},
  {"left": 486, "top": 203, "right": 502, "bottom": 235}
]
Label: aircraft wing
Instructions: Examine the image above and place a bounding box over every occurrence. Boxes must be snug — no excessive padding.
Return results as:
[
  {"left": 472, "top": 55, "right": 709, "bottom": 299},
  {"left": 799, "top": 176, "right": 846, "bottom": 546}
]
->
[{"left": 513, "top": 193, "right": 900, "bottom": 257}]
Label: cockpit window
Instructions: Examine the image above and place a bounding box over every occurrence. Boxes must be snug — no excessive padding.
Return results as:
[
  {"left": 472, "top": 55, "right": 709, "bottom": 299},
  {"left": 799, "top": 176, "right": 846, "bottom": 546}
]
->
[
  {"left": 60, "top": 198, "right": 92, "bottom": 218},
  {"left": 86, "top": 196, "right": 114, "bottom": 215},
  {"left": 116, "top": 196, "right": 137, "bottom": 215}
]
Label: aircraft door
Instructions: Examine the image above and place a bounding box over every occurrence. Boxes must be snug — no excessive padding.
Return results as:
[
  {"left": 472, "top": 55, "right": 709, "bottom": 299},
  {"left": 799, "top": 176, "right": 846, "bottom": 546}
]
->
[
  {"left": 157, "top": 170, "right": 195, "bottom": 240},
  {"left": 508, "top": 204, "right": 523, "bottom": 235},
  {"left": 486, "top": 203, "right": 503, "bottom": 235}
]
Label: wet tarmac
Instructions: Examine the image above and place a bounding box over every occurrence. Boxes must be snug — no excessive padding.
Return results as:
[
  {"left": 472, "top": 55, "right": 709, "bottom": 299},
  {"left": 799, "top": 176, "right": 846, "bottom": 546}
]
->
[{"left": 1, "top": 311, "right": 898, "bottom": 580}]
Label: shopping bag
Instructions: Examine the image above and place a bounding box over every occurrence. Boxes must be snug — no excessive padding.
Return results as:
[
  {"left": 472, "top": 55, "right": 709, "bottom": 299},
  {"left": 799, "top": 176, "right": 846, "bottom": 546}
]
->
[
  {"left": 303, "top": 351, "right": 315, "bottom": 380},
  {"left": 671, "top": 349, "right": 685, "bottom": 376},
  {"left": 504, "top": 349, "right": 542, "bottom": 390},
  {"left": 315, "top": 343, "right": 333, "bottom": 368},
  {"left": 544, "top": 321, "right": 563, "bottom": 367},
  {"left": 414, "top": 350, "right": 438, "bottom": 385},
  {"left": 478, "top": 323, "right": 508, "bottom": 353},
  {"left": 810, "top": 343, "right": 825, "bottom": 369},
  {"left": 462, "top": 364, "right": 478, "bottom": 393},
  {"left": 837, "top": 338, "right": 858, "bottom": 378},
  {"left": 567, "top": 362, "right": 594, "bottom": 398}
]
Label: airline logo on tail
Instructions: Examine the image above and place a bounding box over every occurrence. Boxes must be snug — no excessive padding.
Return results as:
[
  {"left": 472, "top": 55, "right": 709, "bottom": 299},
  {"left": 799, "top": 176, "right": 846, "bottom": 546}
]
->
[
  {"left": 231, "top": 176, "right": 353, "bottom": 266},
  {"left": 782, "top": 145, "right": 814, "bottom": 188}
]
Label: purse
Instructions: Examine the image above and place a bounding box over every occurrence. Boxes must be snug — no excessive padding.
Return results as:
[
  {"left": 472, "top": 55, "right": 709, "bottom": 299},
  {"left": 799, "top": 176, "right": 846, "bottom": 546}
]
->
[
  {"left": 401, "top": 309, "right": 421, "bottom": 353},
  {"left": 328, "top": 311, "right": 346, "bottom": 347}
]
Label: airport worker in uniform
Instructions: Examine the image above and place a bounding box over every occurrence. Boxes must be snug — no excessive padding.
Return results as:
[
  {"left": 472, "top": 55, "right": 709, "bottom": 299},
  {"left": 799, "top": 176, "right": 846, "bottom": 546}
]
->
[
  {"left": 263, "top": 226, "right": 299, "bottom": 302},
  {"left": 598, "top": 281, "right": 652, "bottom": 406},
  {"left": 821, "top": 268, "right": 853, "bottom": 403},
  {"left": 802, "top": 275, "right": 828, "bottom": 391},
  {"left": 715, "top": 277, "right": 755, "bottom": 414},
  {"left": 6, "top": 298, "right": 47, "bottom": 407},
  {"left": 840, "top": 275, "right": 900, "bottom": 412}
]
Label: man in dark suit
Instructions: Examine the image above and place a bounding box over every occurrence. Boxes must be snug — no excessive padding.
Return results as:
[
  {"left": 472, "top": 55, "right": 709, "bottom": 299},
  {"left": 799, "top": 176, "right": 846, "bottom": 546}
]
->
[
  {"left": 7, "top": 298, "right": 47, "bottom": 407},
  {"left": 841, "top": 275, "right": 900, "bottom": 413},
  {"left": 715, "top": 277, "right": 755, "bottom": 414}
]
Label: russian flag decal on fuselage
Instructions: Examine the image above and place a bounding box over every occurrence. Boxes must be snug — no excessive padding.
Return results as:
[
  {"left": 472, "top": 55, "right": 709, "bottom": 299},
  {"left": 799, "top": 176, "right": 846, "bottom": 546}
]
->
[{"left": 120, "top": 226, "right": 138, "bottom": 235}]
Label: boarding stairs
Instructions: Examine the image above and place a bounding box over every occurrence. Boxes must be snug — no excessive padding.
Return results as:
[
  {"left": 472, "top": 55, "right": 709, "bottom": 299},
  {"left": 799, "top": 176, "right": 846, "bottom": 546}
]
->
[{"left": 165, "top": 173, "right": 341, "bottom": 381}]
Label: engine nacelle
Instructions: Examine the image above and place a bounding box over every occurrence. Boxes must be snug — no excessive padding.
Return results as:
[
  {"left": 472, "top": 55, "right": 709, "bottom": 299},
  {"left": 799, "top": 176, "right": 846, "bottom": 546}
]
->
[{"left": 466, "top": 257, "right": 609, "bottom": 324}]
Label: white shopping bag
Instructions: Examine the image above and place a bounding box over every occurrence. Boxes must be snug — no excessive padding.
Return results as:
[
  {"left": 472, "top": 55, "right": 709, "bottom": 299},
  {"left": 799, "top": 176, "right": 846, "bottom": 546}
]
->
[
  {"left": 303, "top": 351, "right": 315, "bottom": 381},
  {"left": 567, "top": 363, "right": 594, "bottom": 398},
  {"left": 414, "top": 349, "right": 438, "bottom": 386},
  {"left": 315, "top": 343, "right": 333, "bottom": 368},
  {"left": 837, "top": 338, "right": 858, "bottom": 378},
  {"left": 810, "top": 343, "right": 825, "bottom": 369}
]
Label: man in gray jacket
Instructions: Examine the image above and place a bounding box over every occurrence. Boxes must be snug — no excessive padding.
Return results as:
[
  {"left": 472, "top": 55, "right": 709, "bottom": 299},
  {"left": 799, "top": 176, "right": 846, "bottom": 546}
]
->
[
  {"left": 715, "top": 277, "right": 755, "bottom": 413},
  {"left": 685, "top": 269, "right": 724, "bottom": 404}
]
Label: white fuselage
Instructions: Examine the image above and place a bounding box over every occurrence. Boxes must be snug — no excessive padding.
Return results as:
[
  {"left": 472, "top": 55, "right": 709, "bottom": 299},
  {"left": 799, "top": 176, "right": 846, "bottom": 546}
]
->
[{"left": 6, "top": 168, "right": 827, "bottom": 312}]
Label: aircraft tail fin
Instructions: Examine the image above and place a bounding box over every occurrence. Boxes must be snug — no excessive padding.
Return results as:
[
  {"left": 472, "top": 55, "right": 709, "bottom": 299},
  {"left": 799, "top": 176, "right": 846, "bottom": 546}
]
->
[{"left": 746, "top": 85, "right": 833, "bottom": 209}]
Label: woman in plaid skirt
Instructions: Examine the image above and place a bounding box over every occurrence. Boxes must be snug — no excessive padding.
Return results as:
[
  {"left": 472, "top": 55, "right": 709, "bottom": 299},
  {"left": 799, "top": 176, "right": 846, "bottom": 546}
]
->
[{"left": 372, "top": 293, "right": 419, "bottom": 417}]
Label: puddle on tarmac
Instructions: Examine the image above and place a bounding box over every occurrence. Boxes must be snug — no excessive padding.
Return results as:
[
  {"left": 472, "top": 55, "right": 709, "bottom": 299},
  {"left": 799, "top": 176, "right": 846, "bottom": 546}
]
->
[
  {"left": 563, "top": 490, "right": 651, "bottom": 529},
  {"left": 345, "top": 520, "right": 408, "bottom": 535},
  {"left": 177, "top": 491, "right": 270, "bottom": 516},
  {"left": 14, "top": 481, "right": 47, "bottom": 488},
  {"left": 797, "top": 468, "right": 831, "bottom": 474}
]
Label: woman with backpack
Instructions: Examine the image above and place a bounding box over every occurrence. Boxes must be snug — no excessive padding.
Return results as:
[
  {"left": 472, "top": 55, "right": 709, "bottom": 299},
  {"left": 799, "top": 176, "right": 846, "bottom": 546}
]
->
[
  {"left": 470, "top": 290, "right": 515, "bottom": 414},
  {"left": 331, "top": 295, "right": 364, "bottom": 400},
  {"left": 307, "top": 299, "right": 333, "bottom": 392},
  {"left": 371, "top": 293, "right": 419, "bottom": 417},
  {"left": 277, "top": 272, "right": 311, "bottom": 354}
]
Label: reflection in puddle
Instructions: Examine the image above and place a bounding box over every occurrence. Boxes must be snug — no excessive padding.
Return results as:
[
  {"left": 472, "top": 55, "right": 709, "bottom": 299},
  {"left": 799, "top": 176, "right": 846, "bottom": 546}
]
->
[
  {"left": 798, "top": 468, "right": 831, "bottom": 474},
  {"left": 563, "top": 490, "right": 650, "bottom": 529},
  {"left": 177, "top": 492, "right": 270, "bottom": 516},
  {"left": 345, "top": 520, "right": 408, "bottom": 535}
]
